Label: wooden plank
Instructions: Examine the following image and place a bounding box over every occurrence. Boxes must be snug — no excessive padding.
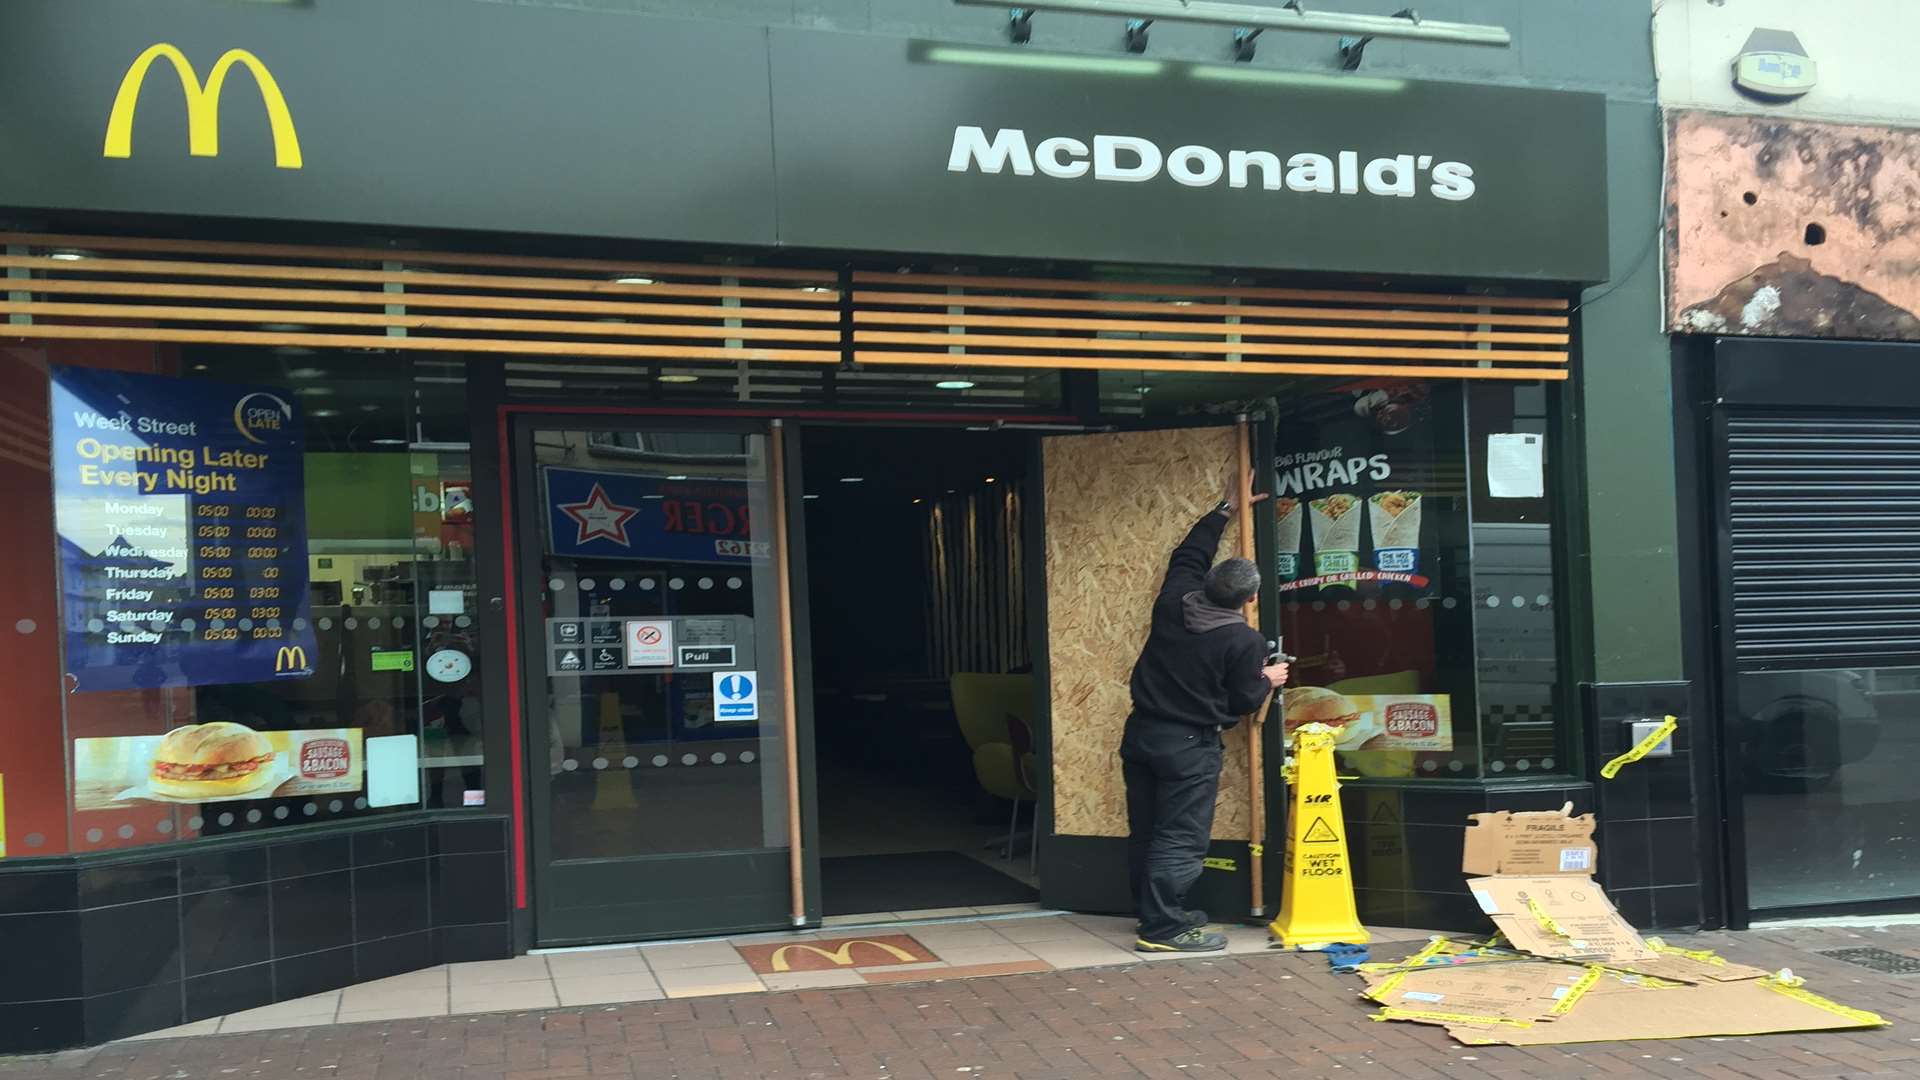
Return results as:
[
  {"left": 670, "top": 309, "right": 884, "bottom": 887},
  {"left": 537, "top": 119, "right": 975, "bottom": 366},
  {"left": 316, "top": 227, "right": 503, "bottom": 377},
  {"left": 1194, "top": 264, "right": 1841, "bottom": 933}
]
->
[
  {"left": 0, "top": 231, "right": 838, "bottom": 285},
  {"left": 20, "top": 279, "right": 845, "bottom": 322},
  {"left": 850, "top": 291, "right": 1568, "bottom": 327},
  {"left": 855, "top": 350, "right": 1569, "bottom": 381},
  {"left": 0, "top": 323, "right": 842, "bottom": 362},
  {"left": 854, "top": 309, "right": 1569, "bottom": 345},
  {"left": 0, "top": 255, "right": 840, "bottom": 304},
  {"left": 852, "top": 271, "right": 1569, "bottom": 310},
  {"left": 0, "top": 302, "right": 840, "bottom": 342},
  {"left": 854, "top": 330, "right": 1567, "bottom": 363}
]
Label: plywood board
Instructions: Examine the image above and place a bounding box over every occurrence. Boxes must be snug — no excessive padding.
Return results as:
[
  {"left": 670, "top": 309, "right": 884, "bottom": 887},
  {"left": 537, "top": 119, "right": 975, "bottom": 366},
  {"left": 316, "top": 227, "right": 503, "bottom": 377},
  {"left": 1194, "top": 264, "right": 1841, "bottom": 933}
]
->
[{"left": 1043, "top": 426, "right": 1249, "bottom": 839}]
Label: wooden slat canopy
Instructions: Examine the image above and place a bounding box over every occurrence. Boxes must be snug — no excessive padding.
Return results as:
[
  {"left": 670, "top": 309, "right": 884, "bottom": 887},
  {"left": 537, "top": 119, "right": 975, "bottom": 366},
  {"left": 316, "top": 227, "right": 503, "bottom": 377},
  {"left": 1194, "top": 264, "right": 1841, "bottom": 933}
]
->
[
  {"left": 0, "top": 232, "right": 843, "bottom": 364},
  {"left": 851, "top": 271, "right": 1569, "bottom": 381},
  {"left": 1, "top": 234, "right": 1573, "bottom": 382}
]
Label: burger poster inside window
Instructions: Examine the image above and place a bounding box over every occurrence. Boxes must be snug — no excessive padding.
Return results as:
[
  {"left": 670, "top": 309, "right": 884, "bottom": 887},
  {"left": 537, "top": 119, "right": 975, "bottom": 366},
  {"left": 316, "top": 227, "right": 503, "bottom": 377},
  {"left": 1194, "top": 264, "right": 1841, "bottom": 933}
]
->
[
  {"left": 71, "top": 722, "right": 365, "bottom": 809},
  {"left": 1280, "top": 687, "right": 1453, "bottom": 753}
]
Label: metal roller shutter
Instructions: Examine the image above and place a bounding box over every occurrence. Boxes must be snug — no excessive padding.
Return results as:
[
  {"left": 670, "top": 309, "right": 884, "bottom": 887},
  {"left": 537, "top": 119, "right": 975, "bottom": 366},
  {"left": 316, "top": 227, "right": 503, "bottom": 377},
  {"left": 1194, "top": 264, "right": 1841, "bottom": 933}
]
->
[{"left": 1724, "top": 413, "right": 1920, "bottom": 670}]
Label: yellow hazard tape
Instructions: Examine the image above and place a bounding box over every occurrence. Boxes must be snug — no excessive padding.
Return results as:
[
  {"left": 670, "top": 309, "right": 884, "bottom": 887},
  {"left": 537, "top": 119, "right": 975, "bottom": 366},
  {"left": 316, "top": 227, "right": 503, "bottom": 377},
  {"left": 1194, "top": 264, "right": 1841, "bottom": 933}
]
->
[
  {"left": 1600, "top": 715, "right": 1678, "bottom": 780},
  {"left": 1645, "top": 937, "right": 1725, "bottom": 965},
  {"left": 1597, "top": 966, "right": 1687, "bottom": 989},
  {"left": 1761, "top": 974, "right": 1889, "bottom": 1027},
  {"left": 1371, "top": 1007, "right": 1534, "bottom": 1029},
  {"left": 1365, "top": 938, "right": 1451, "bottom": 999},
  {"left": 1526, "top": 896, "right": 1572, "bottom": 940},
  {"left": 1547, "top": 965, "right": 1603, "bottom": 1016}
]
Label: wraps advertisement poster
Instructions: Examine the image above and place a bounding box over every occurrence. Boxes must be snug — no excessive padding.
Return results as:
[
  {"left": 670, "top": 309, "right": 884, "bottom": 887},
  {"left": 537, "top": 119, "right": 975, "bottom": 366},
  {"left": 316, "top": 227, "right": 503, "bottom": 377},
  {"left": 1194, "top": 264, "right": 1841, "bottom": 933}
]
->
[
  {"left": 52, "top": 368, "right": 315, "bottom": 691},
  {"left": 1273, "top": 380, "right": 1438, "bottom": 592},
  {"left": 544, "top": 467, "right": 760, "bottom": 564}
]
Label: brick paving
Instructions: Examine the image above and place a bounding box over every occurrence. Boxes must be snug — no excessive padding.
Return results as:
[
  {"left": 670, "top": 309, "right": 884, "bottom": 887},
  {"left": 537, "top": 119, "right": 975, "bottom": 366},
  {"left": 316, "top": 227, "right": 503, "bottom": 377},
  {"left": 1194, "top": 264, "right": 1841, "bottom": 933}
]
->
[{"left": 6, "top": 924, "right": 1920, "bottom": 1079}]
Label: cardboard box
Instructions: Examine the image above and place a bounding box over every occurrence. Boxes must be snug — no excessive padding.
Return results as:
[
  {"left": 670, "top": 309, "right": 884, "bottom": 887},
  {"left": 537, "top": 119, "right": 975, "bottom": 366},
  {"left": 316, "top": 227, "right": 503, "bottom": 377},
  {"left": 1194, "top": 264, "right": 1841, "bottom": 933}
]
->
[
  {"left": 1462, "top": 806, "right": 1597, "bottom": 876},
  {"left": 1350, "top": 802, "right": 1888, "bottom": 1045},
  {"left": 1461, "top": 804, "right": 1652, "bottom": 964}
]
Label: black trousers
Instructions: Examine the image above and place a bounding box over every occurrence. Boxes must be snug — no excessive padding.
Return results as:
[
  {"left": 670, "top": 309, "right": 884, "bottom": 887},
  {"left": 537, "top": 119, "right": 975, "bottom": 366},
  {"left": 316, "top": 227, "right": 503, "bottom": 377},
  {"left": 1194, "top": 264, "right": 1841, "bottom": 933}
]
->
[{"left": 1120, "top": 715, "right": 1224, "bottom": 941}]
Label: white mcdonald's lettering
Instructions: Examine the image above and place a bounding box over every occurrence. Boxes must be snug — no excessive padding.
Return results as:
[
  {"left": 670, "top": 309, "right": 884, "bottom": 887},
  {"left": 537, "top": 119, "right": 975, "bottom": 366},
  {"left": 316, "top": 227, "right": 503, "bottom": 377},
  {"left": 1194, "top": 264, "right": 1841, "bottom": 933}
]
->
[
  {"left": 768, "top": 940, "right": 918, "bottom": 972},
  {"left": 103, "top": 43, "right": 303, "bottom": 169}
]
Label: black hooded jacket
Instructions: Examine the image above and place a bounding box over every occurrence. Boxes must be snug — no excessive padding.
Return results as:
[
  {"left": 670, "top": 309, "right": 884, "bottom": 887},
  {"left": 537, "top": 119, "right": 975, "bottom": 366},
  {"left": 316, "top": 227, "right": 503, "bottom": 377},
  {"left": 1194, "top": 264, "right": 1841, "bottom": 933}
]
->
[{"left": 1126, "top": 511, "right": 1273, "bottom": 730}]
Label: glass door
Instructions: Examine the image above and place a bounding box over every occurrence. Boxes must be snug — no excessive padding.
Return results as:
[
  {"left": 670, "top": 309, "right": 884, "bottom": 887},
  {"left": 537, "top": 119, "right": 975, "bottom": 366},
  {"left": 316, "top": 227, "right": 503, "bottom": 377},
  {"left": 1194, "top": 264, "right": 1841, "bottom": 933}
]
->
[{"left": 513, "top": 419, "right": 801, "bottom": 945}]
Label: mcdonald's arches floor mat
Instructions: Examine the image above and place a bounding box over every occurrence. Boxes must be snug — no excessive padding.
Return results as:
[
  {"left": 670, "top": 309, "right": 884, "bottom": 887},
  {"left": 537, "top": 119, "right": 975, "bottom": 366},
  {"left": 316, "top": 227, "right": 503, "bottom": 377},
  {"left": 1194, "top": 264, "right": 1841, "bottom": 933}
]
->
[
  {"left": 820, "top": 851, "right": 1039, "bottom": 916},
  {"left": 735, "top": 933, "right": 940, "bottom": 974}
]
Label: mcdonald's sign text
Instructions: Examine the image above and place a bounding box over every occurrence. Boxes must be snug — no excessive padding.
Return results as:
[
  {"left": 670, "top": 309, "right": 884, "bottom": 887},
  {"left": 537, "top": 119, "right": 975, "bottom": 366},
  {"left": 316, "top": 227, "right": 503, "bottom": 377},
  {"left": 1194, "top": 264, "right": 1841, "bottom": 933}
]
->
[
  {"left": 104, "top": 43, "right": 303, "bottom": 169},
  {"left": 274, "top": 645, "right": 308, "bottom": 674}
]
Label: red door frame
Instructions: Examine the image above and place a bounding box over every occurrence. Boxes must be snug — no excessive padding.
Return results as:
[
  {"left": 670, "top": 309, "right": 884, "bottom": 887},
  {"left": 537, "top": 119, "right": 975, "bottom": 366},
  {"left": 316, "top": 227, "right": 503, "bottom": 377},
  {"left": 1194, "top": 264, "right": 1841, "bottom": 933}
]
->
[{"left": 495, "top": 404, "right": 1077, "bottom": 909}]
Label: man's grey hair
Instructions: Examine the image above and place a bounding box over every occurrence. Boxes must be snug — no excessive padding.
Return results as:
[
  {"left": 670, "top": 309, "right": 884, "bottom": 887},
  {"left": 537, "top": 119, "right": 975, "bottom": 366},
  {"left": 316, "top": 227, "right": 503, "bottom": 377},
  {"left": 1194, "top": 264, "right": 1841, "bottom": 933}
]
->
[{"left": 1202, "top": 557, "right": 1261, "bottom": 609}]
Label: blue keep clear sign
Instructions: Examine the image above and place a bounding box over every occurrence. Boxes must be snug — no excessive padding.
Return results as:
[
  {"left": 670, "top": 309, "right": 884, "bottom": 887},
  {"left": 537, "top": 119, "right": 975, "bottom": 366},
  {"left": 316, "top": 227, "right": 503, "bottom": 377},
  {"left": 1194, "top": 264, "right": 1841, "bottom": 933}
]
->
[
  {"left": 712, "top": 670, "right": 760, "bottom": 722},
  {"left": 51, "top": 367, "right": 315, "bottom": 692}
]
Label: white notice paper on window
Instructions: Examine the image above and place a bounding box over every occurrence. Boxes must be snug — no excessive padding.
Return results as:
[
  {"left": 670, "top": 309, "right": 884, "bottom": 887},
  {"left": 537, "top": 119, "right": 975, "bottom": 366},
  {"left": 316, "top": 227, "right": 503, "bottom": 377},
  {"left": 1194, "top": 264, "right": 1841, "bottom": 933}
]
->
[
  {"left": 366, "top": 735, "right": 421, "bottom": 807},
  {"left": 1487, "top": 433, "right": 1545, "bottom": 498},
  {"left": 428, "top": 589, "right": 465, "bottom": 616}
]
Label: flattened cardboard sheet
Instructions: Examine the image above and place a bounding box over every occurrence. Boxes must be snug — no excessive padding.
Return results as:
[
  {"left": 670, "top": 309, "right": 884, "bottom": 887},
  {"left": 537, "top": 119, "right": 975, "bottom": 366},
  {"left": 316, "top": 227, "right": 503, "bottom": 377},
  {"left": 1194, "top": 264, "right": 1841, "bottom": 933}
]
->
[
  {"left": 1365, "top": 961, "right": 1585, "bottom": 1027},
  {"left": 1468, "top": 876, "right": 1654, "bottom": 963},
  {"left": 1448, "top": 975, "right": 1887, "bottom": 1046}
]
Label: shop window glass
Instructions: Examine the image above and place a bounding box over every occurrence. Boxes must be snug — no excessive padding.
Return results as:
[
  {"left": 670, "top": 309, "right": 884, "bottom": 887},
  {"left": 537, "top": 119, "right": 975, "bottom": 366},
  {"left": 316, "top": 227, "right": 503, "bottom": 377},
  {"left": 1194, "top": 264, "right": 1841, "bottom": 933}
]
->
[
  {"left": 7, "top": 343, "right": 484, "bottom": 854},
  {"left": 1739, "top": 664, "right": 1920, "bottom": 911},
  {"left": 1271, "top": 378, "right": 1567, "bottom": 780}
]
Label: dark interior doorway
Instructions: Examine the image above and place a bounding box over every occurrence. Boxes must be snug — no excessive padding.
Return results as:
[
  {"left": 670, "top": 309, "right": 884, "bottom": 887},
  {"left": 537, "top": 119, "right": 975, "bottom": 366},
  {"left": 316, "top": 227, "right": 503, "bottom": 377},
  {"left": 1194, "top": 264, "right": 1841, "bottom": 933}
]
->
[{"left": 799, "top": 425, "right": 1042, "bottom": 917}]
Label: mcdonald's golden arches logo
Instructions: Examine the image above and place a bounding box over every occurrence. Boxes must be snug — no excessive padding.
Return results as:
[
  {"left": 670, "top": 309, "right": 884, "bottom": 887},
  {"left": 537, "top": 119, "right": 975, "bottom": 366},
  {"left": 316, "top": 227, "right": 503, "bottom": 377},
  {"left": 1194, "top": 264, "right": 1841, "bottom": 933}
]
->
[
  {"left": 274, "top": 645, "right": 308, "bottom": 673},
  {"left": 103, "top": 43, "right": 303, "bottom": 169},
  {"left": 767, "top": 940, "right": 919, "bottom": 972}
]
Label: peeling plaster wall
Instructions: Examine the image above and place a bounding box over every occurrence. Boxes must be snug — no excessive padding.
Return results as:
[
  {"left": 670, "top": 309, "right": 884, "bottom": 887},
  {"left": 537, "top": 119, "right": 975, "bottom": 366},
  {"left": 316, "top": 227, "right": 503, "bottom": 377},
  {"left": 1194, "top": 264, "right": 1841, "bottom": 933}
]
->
[{"left": 1666, "top": 110, "right": 1920, "bottom": 339}]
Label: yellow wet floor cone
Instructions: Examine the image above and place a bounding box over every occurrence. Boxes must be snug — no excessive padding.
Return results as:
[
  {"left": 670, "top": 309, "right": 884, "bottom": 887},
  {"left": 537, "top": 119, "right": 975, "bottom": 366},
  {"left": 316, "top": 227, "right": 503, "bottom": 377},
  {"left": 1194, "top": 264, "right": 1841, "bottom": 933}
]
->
[
  {"left": 591, "top": 691, "right": 637, "bottom": 810},
  {"left": 1269, "top": 723, "right": 1368, "bottom": 949}
]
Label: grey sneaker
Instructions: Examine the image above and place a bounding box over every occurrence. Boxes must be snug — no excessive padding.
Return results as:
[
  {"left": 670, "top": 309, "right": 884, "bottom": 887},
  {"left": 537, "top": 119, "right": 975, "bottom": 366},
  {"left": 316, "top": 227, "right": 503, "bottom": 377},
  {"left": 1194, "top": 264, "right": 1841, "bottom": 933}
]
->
[
  {"left": 1136, "top": 927, "right": 1228, "bottom": 953},
  {"left": 1137, "top": 910, "right": 1209, "bottom": 937}
]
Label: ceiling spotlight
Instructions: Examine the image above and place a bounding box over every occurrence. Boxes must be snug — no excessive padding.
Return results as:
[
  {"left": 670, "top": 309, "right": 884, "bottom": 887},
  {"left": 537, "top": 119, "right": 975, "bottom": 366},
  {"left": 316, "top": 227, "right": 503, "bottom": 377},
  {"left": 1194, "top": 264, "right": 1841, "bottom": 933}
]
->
[
  {"left": 936, "top": 379, "right": 976, "bottom": 390},
  {"left": 371, "top": 438, "right": 407, "bottom": 446},
  {"left": 839, "top": 476, "right": 865, "bottom": 483},
  {"left": 954, "top": 0, "right": 1508, "bottom": 48},
  {"left": 191, "top": 363, "right": 209, "bottom": 372},
  {"left": 804, "top": 494, "right": 821, "bottom": 500},
  {"left": 294, "top": 386, "right": 334, "bottom": 397},
  {"left": 658, "top": 374, "right": 698, "bottom": 383},
  {"left": 984, "top": 477, "right": 998, "bottom": 484},
  {"left": 801, "top": 286, "right": 834, "bottom": 294},
  {"left": 287, "top": 367, "right": 325, "bottom": 379},
  {"left": 666, "top": 474, "right": 689, "bottom": 481},
  {"left": 310, "top": 408, "right": 340, "bottom": 418},
  {"left": 614, "top": 275, "right": 655, "bottom": 285}
]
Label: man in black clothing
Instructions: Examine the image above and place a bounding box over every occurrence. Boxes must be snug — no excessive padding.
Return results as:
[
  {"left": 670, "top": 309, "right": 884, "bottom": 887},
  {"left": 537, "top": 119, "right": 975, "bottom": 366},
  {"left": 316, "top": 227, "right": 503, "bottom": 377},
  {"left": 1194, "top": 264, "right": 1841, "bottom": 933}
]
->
[{"left": 1122, "top": 475, "right": 1287, "bottom": 952}]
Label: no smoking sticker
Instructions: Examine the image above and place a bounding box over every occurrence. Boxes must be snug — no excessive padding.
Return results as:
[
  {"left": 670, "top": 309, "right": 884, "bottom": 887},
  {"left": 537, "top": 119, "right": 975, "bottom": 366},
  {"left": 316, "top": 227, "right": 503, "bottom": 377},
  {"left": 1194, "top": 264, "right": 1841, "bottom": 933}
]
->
[{"left": 625, "top": 619, "right": 673, "bottom": 667}]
